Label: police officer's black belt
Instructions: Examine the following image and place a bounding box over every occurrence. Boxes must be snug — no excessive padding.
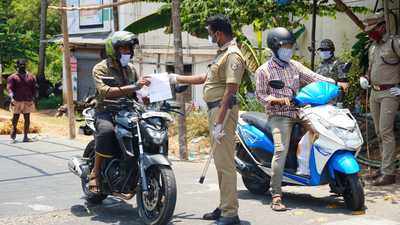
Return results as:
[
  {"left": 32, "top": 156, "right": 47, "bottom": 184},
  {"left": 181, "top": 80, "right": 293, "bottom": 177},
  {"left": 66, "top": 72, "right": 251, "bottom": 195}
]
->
[{"left": 207, "top": 96, "right": 237, "bottom": 110}]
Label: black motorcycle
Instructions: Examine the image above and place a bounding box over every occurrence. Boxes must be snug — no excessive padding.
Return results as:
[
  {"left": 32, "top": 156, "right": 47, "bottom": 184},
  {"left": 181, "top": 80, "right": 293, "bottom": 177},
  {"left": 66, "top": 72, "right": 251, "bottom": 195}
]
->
[{"left": 69, "top": 97, "right": 182, "bottom": 225}]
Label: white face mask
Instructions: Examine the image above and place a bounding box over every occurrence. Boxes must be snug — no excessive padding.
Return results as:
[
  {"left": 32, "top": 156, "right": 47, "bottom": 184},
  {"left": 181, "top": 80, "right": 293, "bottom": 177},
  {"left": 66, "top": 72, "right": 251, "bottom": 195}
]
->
[
  {"left": 277, "top": 48, "right": 293, "bottom": 62},
  {"left": 319, "top": 51, "right": 332, "bottom": 60},
  {"left": 119, "top": 54, "right": 131, "bottom": 67}
]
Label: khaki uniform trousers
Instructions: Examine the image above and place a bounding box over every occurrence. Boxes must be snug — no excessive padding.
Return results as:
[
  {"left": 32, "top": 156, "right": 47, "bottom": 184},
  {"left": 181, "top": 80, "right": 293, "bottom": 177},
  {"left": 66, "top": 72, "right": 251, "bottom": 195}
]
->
[
  {"left": 370, "top": 89, "right": 400, "bottom": 175},
  {"left": 208, "top": 105, "right": 239, "bottom": 217}
]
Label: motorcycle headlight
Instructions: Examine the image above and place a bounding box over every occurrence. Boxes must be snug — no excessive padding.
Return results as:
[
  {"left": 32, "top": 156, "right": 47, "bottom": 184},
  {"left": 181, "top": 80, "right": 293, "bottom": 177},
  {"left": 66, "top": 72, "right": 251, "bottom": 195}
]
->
[{"left": 145, "top": 127, "right": 167, "bottom": 145}]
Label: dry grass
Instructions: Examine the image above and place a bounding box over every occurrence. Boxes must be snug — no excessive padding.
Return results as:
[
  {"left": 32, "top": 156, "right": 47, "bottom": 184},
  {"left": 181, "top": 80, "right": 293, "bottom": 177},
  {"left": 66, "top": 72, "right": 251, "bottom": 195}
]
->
[
  {"left": 0, "top": 109, "right": 91, "bottom": 143},
  {"left": 0, "top": 119, "right": 41, "bottom": 135}
]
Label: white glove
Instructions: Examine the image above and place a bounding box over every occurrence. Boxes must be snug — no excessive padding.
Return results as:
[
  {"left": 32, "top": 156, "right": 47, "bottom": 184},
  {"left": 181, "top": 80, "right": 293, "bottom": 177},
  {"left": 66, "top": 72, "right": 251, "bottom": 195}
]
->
[
  {"left": 213, "top": 123, "right": 225, "bottom": 144},
  {"left": 359, "top": 77, "right": 370, "bottom": 90},
  {"left": 390, "top": 87, "right": 400, "bottom": 96},
  {"left": 168, "top": 73, "right": 178, "bottom": 85}
]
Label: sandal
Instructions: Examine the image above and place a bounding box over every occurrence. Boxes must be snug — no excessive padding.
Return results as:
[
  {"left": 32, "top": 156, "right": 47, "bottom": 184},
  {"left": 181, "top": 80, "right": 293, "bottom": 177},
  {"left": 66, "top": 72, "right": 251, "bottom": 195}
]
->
[
  {"left": 88, "top": 173, "right": 100, "bottom": 194},
  {"left": 271, "top": 195, "right": 287, "bottom": 211}
]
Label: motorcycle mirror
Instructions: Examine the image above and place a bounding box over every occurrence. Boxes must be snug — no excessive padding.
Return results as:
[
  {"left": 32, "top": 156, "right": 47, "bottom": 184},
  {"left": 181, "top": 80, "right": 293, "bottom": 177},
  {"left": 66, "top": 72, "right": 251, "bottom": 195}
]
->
[
  {"left": 175, "top": 85, "right": 189, "bottom": 93},
  {"left": 269, "top": 80, "right": 285, "bottom": 89}
]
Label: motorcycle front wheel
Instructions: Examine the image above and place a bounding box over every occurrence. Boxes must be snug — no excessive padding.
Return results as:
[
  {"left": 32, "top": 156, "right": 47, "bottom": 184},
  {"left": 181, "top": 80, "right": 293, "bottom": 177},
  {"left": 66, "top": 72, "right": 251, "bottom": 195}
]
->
[{"left": 137, "top": 165, "right": 177, "bottom": 225}]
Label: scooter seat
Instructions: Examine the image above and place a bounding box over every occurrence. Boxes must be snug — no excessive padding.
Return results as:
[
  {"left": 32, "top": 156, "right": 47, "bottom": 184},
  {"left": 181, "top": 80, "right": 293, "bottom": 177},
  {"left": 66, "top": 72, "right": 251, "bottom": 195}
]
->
[{"left": 240, "top": 112, "right": 273, "bottom": 139}]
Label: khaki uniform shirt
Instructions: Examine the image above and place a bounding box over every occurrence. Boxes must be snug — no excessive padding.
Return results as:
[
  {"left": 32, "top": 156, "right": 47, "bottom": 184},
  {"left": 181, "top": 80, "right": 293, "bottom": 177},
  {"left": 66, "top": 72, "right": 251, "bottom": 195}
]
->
[
  {"left": 93, "top": 58, "right": 138, "bottom": 111},
  {"left": 368, "top": 35, "right": 400, "bottom": 85},
  {"left": 203, "top": 40, "right": 246, "bottom": 102}
]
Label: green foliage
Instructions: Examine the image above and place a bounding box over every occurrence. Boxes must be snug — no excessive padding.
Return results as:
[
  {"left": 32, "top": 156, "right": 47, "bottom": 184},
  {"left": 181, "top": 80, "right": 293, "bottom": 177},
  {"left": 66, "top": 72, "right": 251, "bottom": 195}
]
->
[
  {"left": 351, "top": 32, "right": 371, "bottom": 74},
  {"left": 45, "top": 44, "right": 63, "bottom": 85},
  {"left": 37, "top": 95, "right": 62, "bottom": 110},
  {"left": 125, "top": 4, "right": 172, "bottom": 34},
  {"left": 179, "top": 0, "right": 367, "bottom": 38},
  {"left": 336, "top": 48, "right": 364, "bottom": 110},
  {"left": 238, "top": 93, "right": 264, "bottom": 112},
  {"left": 0, "top": 0, "right": 61, "bottom": 73}
]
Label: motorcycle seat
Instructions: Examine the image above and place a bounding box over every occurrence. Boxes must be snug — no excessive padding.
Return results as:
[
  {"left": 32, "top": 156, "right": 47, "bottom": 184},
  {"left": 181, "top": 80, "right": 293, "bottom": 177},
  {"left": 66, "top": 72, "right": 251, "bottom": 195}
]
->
[{"left": 241, "top": 112, "right": 273, "bottom": 139}]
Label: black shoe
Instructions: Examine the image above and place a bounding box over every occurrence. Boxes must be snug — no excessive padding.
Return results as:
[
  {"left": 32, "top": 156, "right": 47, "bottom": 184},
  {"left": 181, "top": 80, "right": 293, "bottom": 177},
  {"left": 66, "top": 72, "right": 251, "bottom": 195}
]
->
[
  {"left": 216, "top": 216, "right": 241, "bottom": 225},
  {"left": 372, "top": 175, "right": 396, "bottom": 186},
  {"left": 203, "top": 208, "right": 221, "bottom": 220},
  {"left": 365, "top": 170, "right": 381, "bottom": 180},
  {"left": 23, "top": 136, "right": 32, "bottom": 142},
  {"left": 10, "top": 129, "right": 16, "bottom": 140}
]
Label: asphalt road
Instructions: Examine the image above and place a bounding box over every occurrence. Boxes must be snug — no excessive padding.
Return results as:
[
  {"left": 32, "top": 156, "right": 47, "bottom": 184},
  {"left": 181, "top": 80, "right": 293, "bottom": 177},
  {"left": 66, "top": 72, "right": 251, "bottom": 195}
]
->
[{"left": 0, "top": 135, "right": 399, "bottom": 225}]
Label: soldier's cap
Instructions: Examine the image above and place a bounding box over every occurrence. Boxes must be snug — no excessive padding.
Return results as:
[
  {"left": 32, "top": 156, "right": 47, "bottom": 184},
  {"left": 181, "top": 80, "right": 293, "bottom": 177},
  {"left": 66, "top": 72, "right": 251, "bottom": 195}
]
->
[{"left": 363, "top": 12, "right": 385, "bottom": 32}]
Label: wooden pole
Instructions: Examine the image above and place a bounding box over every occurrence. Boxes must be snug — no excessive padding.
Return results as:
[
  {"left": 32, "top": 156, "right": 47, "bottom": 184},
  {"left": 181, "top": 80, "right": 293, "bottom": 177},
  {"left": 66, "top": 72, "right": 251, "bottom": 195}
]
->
[
  {"left": 38, "top": 0, "right": 48, "bottom": 80},
  {"left": 61, "top": 0, "right": 76, "bottom": 139},
  {"left": 113, "top": 0, "right": 119, "bottom": 31},
  {"left": 333, "top": 0, "right": 365, "bottom": 30},
  {"left": 311, "top": 0, "right": 317, "bottom": 71},
  {"left": 172, "top": 0, "right": 187, "bottom": 160}
]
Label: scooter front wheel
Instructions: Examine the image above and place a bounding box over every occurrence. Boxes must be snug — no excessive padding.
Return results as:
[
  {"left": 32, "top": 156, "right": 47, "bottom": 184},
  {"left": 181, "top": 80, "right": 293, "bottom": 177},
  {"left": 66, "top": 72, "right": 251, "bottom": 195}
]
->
[{"left": 341, "top": 173, "right": 365, "bottom": 211}]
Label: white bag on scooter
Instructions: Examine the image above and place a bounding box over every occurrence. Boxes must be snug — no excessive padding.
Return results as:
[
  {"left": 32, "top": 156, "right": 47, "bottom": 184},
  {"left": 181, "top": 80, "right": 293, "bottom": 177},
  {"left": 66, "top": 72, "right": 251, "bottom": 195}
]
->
[{"left": 296, "top": 131, "right": 313, "bottom": 176}]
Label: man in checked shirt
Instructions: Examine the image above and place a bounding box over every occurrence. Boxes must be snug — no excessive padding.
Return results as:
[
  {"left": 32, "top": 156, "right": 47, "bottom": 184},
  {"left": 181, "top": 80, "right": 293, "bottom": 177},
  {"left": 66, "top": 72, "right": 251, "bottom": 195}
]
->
[{"left": 256, "top": 27, "right": 348, "bottom": 211}]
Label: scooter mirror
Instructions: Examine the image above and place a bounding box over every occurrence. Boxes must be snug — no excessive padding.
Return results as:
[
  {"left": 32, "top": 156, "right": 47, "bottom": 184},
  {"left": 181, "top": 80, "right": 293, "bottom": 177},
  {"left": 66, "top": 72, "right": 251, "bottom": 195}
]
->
[
  {"left": 175, "top": 85, "right": 189, "bottom": 93},
  {"left": 269, "top": 80, "right": 285, "bottom": 89}
]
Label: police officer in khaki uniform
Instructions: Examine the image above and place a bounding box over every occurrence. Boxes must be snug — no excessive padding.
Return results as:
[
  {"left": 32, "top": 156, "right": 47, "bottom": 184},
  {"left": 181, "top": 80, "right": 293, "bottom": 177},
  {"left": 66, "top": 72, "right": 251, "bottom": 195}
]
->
[
  {"left": 362, "top": 13, "right": 400, "bottom": 186},
  {"left": 169, "top": 15, "right": 245, "bottom": 225}
]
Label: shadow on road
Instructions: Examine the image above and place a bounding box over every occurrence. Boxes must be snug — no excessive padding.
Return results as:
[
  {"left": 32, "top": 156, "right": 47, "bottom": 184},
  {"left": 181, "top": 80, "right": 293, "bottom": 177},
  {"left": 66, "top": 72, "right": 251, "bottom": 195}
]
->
[
  {"left": 238, "top": 189, "right": 351, "bottom": 215},
  {"left": 70, "top": 197, "right": 238, "bottom": 225}
]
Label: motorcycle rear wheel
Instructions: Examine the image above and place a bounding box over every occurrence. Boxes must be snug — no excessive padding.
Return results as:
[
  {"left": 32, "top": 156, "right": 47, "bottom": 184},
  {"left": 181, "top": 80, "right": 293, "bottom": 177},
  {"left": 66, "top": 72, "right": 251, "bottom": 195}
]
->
[
  {"left": 81, "top": 140, "right": 108, "bottom": 204},
  {"left": 137, "top": 165, "right": 177, "bottom": 225}
]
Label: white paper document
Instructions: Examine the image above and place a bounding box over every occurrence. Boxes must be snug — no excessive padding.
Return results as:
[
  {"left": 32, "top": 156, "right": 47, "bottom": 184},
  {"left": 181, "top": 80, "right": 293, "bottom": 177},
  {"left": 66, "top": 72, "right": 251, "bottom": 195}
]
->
[{"left": 148, "top": 73, "right": 172, "bottom": 103}]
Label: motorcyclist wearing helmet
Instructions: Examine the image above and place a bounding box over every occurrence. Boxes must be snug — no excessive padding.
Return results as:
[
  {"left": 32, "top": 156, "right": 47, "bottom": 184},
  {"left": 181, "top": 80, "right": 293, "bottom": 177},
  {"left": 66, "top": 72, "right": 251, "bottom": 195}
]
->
[
  {"left": 316, "top": 39, "right": 347, "bottom": 82},
  {"left": 255, "top": 27, "right": 347, "bottom": 211},
  {"left": 89, "top": 31, "right": 151, "bottom": 193}
]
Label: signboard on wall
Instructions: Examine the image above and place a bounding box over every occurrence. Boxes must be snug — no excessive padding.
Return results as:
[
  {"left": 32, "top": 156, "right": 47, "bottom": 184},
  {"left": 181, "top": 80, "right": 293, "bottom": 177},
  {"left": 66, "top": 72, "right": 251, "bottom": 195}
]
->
[
  {"left": 63, "top": 56, "right": 78, "bottom": 101},
  {"left": 67, "top": 0, "right": 112, "bottom": 34},
  {"left": 79, "top": 0, "right": 104, "bottom": 28}
]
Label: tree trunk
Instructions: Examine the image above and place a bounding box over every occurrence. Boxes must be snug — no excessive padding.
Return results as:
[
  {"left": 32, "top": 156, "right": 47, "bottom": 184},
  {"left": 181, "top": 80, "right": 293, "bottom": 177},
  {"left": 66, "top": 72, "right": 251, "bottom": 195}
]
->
[
  {"left": 172, "top": 0, "right": 187, "bottom": 160},
  {"left": 38, "top": 0, "right": 48, "bottom": 79}
]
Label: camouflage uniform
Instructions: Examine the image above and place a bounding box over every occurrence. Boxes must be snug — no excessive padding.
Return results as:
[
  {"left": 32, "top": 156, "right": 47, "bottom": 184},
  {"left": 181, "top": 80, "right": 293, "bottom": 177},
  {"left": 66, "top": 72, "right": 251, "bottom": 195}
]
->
[{"left": 316, "top": 57, "right": 346, "bottom": 81}]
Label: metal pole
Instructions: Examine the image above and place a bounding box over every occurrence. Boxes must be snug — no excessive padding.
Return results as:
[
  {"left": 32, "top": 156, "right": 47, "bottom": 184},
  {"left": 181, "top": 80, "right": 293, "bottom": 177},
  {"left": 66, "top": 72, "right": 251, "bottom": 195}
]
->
[
  {"left": 61, "top": 0, "right": 76, "bottom": 139},
  {"left": 311, "top": 0, "right": 317, "bottom": 71}
]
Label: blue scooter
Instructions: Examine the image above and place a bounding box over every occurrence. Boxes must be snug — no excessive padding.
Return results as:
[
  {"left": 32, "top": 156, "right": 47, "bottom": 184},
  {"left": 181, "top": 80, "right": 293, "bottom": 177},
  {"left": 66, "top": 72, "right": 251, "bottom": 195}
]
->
[{"left": 235, "top": 81, "right": 365, "bottom": 211}]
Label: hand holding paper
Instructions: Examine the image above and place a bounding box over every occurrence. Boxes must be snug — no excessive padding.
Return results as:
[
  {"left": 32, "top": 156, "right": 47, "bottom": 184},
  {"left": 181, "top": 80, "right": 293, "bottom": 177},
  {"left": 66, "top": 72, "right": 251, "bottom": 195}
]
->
[{"left": 147, "top": 73, "right": 173, "bottom": 103}]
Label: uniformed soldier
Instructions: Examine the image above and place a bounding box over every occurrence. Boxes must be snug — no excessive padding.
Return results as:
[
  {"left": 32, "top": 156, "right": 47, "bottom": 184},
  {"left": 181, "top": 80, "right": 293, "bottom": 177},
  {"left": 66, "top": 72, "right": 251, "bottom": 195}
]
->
[
  {"left": 88, "top": 31, "right": 151, "bottom": 193},
  {"left": 169, "top": 15, "right": 245, "bottom": 225},
  {"left": 362, "top": 12, "right": 400, "bottom": 186},
  {"left": 316, "top": 39, "right": 347, "bottom": 82}
]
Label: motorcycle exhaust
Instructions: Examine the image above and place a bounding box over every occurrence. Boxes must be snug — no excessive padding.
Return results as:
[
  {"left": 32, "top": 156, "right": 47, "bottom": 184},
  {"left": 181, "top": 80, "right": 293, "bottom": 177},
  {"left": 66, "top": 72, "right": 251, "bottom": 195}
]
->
[
  {"left": 112, "top": 192, "right": 135, "bottom": 200},
  {"left": 68, "top": 157, "right": 90, "bottom": 178}
]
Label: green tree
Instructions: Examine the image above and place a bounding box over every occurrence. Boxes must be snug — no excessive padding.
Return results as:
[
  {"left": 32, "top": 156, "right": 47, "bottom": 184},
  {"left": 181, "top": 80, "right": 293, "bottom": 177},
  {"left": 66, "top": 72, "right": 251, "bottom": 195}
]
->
[{"left": 0, "top": 0, "right": 61, "bottom": 73}]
